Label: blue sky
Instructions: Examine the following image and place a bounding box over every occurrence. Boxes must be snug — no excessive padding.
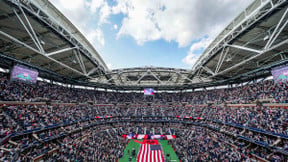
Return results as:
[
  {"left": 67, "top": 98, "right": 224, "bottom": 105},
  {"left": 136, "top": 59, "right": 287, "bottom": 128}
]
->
[{"left": 50, "top": 0, "right": 253, "bottom": 69}]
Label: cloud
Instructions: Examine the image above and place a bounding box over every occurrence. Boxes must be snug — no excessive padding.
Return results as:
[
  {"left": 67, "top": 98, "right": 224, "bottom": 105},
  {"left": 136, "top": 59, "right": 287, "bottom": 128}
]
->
[
  {"left": 49, "top": 0, "right": 254, "bottom": 68},
  {"left": 90, "top": 0, "right": 112, "bottom": 25},
  {"left": 113, "top": 24, "right": 118, "bottom": 30},
  {"left": 86, "top": 28, "right": 105, "bottom": 48},
  {"left": 50, "top": 0, "right": 89, "bottom": 29},
  {"left": 111, "top": 0, "right": 253, "bottom": 47},
  {"left": 90, "top": 0, "right": 104, "bottom": 13},
  {"left": 50, "top": 0, "right": 106, "bottom": 49},
  {"left": 182, "top": 37, "right": 212, "bottom": 66}
]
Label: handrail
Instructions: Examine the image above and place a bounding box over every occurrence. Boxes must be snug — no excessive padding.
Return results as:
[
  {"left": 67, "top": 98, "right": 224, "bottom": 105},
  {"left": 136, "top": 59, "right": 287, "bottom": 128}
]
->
[{"left": 1, "top": 101, "right": 288, "bottom": 108}]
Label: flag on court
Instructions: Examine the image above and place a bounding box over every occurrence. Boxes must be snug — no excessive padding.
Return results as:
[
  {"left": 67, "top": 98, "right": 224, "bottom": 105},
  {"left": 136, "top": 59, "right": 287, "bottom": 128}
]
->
[
  {"left": 122, "top": 134, "right": 176, "bottom": 140},
  {"left": 165, "top": 135, "right": 176, "bottom": 140},
  {"left": 137, "top": 143, "right": 164, "bottom": 162},
  {"left": 137, "top": 134, "right": 147, "bottom": 139}
]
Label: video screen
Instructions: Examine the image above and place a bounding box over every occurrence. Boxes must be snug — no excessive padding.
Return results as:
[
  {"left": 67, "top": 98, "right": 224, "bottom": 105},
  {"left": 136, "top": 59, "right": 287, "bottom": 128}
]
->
[
  {"left": 272, "top": 66, "right": 288, "bottom": 83},
  {"left": 10, "top": 65, "right": 39, "bottom": 84},
  {"left": 144, "top": 88, "right": 154, "bottom": 95}
]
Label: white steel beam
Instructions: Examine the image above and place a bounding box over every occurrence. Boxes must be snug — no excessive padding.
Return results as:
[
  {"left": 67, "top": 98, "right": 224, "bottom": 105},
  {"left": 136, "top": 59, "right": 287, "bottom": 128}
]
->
[
  {"left": 177, "top": 72, "right": 193, "bottom": 83},
  {"left": 74, "top": 50, "right": 87, "bottom": 74},
  {"left": 201, "top": 66, "right": 215, "bottom": 75},
  {"left": 265, "top": 8, "right": 288, "bottom": 49},
  {"left": 0, "top": 30, "right": 39, "bottom": 54},
  {"left": 0, "top": 30, "right": 91, "bottom": 79},
  {"left": 117, "top": 73, "right": 124, "bottom": 84},
  {"left": 174, "top": 72, "right": 181, "bottom": 83},
  {"left": 215, "top": 47, "right": 229, "bottom": 73},
  {"left": 192, "top": 0, "right": 284, "bottom": 72},
  {"left": 136, "top": 72, "right": 148, "bottom": 83},
  {"left": 150, "top": 71, "right": 162, "bottom": 83},
  {"left": 87, "top": 67, "right": 98, "bottom": 76},
  {"left": 13, "top": 9, "right": 43, "bottom": 52},
  {"left": 225, "top": 44, "right": 261, "bottom": 53},
  {"left": 18, "top": 6, "right": 45, "bottom": 53},
  {"left": 46, "top": 47, "right": 77, "bottom": 56},
  {"left": 9, "top": 0, "right": 107, "bottom": 71},
  {"left": 212, "top": 38, "right": 288, "bottom": 77}
]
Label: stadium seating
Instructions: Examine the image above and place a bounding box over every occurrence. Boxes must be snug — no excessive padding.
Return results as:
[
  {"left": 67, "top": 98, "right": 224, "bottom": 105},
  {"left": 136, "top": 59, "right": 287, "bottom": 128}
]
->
[{"left": 0, "top": 74, "right": 288, "bottom": 161}]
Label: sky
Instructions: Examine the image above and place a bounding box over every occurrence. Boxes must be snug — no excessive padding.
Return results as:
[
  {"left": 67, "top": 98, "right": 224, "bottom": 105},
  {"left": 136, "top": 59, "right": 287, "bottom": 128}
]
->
[{"left": 49, "top": 0, "right": 254, "bottom": 70}]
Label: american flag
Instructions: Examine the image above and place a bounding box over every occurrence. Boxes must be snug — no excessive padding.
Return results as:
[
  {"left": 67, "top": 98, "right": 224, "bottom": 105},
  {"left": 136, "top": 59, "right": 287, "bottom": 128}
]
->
[
  {"left": 137, "top": 144, "right": 164, "bottom": 162},
  {"left": 144, "top": 88, "right": 154, "bottom": 95}
]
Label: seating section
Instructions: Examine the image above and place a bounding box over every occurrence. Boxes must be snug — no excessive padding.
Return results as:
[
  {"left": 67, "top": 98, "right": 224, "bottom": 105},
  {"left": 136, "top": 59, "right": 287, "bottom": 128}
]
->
[{"left": 0, "top": 74, "right": 287, "bottom": 161}]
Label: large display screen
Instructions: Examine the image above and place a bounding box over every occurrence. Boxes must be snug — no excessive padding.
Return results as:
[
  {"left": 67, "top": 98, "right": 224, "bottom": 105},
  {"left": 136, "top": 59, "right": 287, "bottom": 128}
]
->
[
  {"left": 144, "top": 88, "right": 154, "bottom": 95},
  {"left": 10, "top": 65, "right": 39, "bottom": 84},
  {"left": 272, "top": 66, "right": 288, "bottom": 83}
]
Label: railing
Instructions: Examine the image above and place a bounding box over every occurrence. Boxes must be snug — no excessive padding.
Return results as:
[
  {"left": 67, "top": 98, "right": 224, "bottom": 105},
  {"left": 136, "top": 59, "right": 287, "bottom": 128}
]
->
[{"left": 1, "top": 101, "right": 288, "bottom": 108}]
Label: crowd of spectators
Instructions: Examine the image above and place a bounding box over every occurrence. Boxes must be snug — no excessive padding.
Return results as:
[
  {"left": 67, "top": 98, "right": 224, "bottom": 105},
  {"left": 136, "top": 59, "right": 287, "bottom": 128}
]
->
[
  {"left": 206, "top": 106, "right": 288, "bottom": 135},
  {"left": 172, "top": 127, "right": 246, "bottom": 161},
  {"left": 0, "top": 74, "right": 288, "bottom": 161},
  {"left": 1, "top": 76, "right": 288, "bottom": 104}
]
